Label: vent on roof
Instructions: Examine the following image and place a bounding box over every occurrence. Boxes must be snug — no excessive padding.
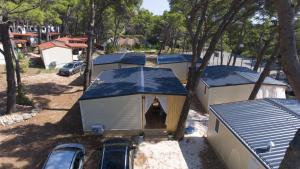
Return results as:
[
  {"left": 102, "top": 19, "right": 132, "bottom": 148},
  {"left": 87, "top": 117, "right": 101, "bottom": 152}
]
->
[{"left": 255, "top": 141, "right": 276, "bottom": 154}]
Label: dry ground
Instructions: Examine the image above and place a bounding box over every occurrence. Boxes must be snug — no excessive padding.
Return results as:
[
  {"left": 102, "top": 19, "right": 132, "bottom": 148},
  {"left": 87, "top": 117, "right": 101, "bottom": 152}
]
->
[{"left": 0, "top": 62, "right": 224, "bottom": 169}]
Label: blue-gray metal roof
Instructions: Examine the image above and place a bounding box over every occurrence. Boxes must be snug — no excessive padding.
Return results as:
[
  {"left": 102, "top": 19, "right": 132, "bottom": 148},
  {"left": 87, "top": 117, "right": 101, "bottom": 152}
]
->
[
  {"left": 157, "top": 54, "right": 202, "bottom": 64},
  {"left": 93, "top": 53, "right": 146, "bottom": 65},
  {"left": 210, "top": 99, "right": 300, "bottom": 169},
  {"left": 80, "top": 67, "right": 187, "bottom": 100},
  {"left": 201, "top": 66, "right": 287, "bottom": 87}
]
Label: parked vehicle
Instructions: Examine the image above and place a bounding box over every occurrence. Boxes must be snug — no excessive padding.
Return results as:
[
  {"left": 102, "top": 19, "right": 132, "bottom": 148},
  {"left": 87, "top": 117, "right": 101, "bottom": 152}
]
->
[
  {"left": 98, "top": 138, "right": 135, "bottom": 169},
  {"left": 42, "top": 143, "right": 85, "bottom": 169},
  {"left": 59, "top": 61, "right": 84, "bottom": 76}
]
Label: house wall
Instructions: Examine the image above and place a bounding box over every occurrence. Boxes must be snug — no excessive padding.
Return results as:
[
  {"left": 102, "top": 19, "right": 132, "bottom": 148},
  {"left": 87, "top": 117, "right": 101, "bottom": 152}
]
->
[
  {"left": 207, "top": 112, "right": 265, "bottom": 169},
  {"left": 79, "top": 94, "right": 186, "bottom": 134},
  {"left": 92, "top": 63, "right": 119, "bottom": 80},
  {"left": 257, "top": 85, "right": 286, "bottom": 99},
  {"left": 196, "top": 80, "right": 210, "bottom": 112},
  {"left": 0, "top": 43, "right": 5, "bottom": 65},
  {"left": 166, "top": 95, "right": 186, "bottom": 132},
  {"left": 197, "top": 84, "right": 287, "bottom": 112},
  {"left": 158, "top": 63, "right": 188, "bottom": 82},
  {"left": 79, "top": 94, "right": 142, "bottom": 132},
  {"left": 41, "top": 47, "right": 73, "bottom": 69}
]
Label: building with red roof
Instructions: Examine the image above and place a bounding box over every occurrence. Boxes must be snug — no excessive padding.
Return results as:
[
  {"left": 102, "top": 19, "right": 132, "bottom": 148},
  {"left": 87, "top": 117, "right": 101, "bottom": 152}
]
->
[{"left": 38, "top": 41, "right": 73, "bottom": 69}]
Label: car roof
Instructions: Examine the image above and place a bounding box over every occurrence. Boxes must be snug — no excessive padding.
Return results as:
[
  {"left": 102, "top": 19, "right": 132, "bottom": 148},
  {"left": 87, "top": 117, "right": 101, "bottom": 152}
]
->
[{"left": 43, "top": 150, "right": 76, "bottom": 169}]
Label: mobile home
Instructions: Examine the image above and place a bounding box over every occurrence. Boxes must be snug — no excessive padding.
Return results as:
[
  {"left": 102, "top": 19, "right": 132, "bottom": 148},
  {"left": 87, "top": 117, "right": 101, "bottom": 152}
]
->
[
  {"left": 79, "top": 67, "right": 187, "bottom": 134},
  {"left": 157, "top": 54, "right": 202, "bottom": 83},
  {"left": 208, "top": 99, "right": 300, "bottom": 169},
  {"left": 92, "top": 53, "right": 146, "bottom": 79},
  {"left": 197, "top": 66, "right": 287, "bottom": 111}
]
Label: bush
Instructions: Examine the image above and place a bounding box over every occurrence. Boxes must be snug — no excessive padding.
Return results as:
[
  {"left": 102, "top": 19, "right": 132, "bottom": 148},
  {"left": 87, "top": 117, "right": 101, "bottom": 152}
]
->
[
  {"left": 18, "top": 53, "right": 29, "bottom": 73},
  {"left": 105, "top": 43, "right": 117, "bottom": 54},
  {"left": 16, "top": 84, "right": 33, "bottom": 106}
]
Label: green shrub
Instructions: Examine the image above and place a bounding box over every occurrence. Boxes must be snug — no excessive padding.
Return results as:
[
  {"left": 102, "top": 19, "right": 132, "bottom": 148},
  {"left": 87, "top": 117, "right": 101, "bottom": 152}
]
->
[
  {"left": 16, "top": 84, "right": 33, "bottom": 106},
  {"left": 105, "top": 43, "right": 117, "bottom": 54},
  {"left": 18, "top": 53, "right": 29, "bottom": 73}
]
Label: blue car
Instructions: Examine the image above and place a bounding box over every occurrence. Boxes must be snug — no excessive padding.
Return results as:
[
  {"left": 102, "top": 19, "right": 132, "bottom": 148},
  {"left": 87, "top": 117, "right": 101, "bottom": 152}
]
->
[{"left": 98, "top": 138, "right": 135, "bottom": 169}]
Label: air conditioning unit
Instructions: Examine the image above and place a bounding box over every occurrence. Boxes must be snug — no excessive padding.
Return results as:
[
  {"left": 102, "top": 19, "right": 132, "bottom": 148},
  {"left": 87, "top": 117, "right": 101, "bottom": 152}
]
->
[{"left": 91, "top": 124, "right": 105, "bottom": 135}]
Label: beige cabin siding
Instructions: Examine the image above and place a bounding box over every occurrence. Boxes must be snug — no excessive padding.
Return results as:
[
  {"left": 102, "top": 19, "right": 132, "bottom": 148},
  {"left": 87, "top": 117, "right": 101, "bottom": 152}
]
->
[
  {"left": 197, "top": 83, "right": 287, "bottom": 112},
  {"left": 196, "top": 80, "right": 210, "bottom": 112},
  {"left": 41, "top": 47, "right": 73, "bottom": 69},
  {"left": 79, "top": 94, "right": 142, "bottom": 132},
  {"left": 166, "top": 95, "right": 186, "bottom": 132},
  {"left": 208, "top": 112, "right": 265, "bottom": 169}
]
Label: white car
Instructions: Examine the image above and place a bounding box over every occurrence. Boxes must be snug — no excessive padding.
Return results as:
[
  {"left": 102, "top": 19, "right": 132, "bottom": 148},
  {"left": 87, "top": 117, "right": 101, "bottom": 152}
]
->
[{"left": 42, "top": 143, "right": 85, "bottom": 169}]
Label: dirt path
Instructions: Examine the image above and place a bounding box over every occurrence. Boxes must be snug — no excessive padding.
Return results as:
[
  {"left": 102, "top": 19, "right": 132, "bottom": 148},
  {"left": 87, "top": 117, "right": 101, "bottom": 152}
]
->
[
  {"left": 0, "top": 67, "right": 224, "bottom": 169},
  {"left": 0, "top": 72, "right": 103, "bottom": 169}
]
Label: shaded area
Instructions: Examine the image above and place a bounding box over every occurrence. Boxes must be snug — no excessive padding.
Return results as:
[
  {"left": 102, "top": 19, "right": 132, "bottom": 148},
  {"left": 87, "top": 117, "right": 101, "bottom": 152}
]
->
[
  {"left": 25, "top": 82, "right": 72, "bottom": 96},
  {"left": 145, "top": 99, "right": 166, "bottom": 129},
  {"left": 0, "top": 102, "right": 103, "bottom": 169}
]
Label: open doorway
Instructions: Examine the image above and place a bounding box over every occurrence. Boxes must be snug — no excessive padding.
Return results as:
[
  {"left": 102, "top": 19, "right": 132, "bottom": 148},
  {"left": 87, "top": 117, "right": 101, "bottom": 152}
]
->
[{"left": 145, "top": 97, "right": 167, "bottom": 129}]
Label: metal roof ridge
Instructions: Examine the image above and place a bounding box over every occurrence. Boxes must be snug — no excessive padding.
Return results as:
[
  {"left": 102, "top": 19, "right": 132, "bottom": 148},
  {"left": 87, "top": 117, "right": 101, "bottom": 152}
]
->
[
  {"left": 120, "top": 53, "right": 127, "bottom": 63},
  {"left": 234, "top": 70, "right": 256, "bottom": 83},
  {"left": 266, "top": 99, "right": 300, "bottom": 119}
]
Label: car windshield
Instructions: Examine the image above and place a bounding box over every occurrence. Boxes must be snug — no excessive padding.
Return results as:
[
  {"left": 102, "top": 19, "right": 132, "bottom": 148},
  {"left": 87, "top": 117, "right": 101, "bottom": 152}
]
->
[
  {"left": 101, "top": 148, "right": 126, "bottom": 169},
  {"left": 63, "top": 63, "right": 74, "bottom": 68},
  {"left": 44, "top": 150, "right": 76, "bottom": 169}
]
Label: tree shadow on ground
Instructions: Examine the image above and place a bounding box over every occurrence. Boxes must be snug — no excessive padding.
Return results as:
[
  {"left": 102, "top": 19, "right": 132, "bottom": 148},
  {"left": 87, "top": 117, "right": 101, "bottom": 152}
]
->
[
  {"left": 179, "top": 137, "right": 226, "bottom": 169},
  {"left": 69, "top": 74, "right": 84, "bottom": 87},
  {"left": 25, "top": 83, "right": 73, "bottom": 96},
  {"left": 0, "top": 102, "right": 103, "bottom": 169}
]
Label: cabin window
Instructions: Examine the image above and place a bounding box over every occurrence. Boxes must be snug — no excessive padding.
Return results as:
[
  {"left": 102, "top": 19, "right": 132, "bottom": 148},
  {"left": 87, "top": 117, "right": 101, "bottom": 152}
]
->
[{"left": 215, "top": 119, "right": 220, "bottom": 133}]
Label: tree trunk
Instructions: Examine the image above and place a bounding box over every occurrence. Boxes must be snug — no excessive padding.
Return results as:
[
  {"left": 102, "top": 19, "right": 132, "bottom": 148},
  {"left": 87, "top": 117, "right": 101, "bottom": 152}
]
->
[
  {"left": 220, "top": 36, "right": 224, "bottom": 65},
  {"left": 175, "top": 0, "right": 246, "bottom": 140},
  {"left": 112, "top": 17, "right": 121, "bottom": 47},
  {"left": 83, "top": 0, "right": 95, "bottom": 91},
  {"left": 253, "top": 31, "right": 276, "bottom": 72},
  {"left": 46, "top": 23, "right": 50, "bottom": 41},
  {"left": 227, "top": 51, "right": 233, "bottom": 65},
  {"left": 0, "top": 23, "right": 17, "bottom": 114},
  {"left": 10, "top": 40, "right": 23, "bottom": 99},
  {"left": 249, "top": 44, "right": 279, "bottom": 100},
  {"left": 275, "top": 0, "right": 300, "bottom": 168},
  {"left": 158, "top": 25, "right": 171, "bottom": 55},
  {"left": 279, "top": 129, "right": 300, "bottom": 169},
  {"left": 62, "top": 5, "right": 71, "bottom": 36},
  {"left": 37, "top": 25, "right": 42, "bottom": 45}
]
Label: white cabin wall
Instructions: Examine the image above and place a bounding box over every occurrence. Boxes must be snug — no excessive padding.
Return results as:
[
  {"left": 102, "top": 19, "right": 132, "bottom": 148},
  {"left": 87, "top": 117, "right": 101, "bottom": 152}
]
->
[{"left": 41, "top": 47, "right": 73, "bottom": 69}]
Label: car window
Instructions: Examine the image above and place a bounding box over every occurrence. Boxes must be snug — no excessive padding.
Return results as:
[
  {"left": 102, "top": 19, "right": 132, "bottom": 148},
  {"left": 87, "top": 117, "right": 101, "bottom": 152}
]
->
[
  {"left": 102, "top": 149, "right": 126, "bottom": 169},
  {"left": 64, "top": 63, "right": 74, "bottom": 68},
  {"left": 73, "top": 153, "right": 83, "bottom": 169}
]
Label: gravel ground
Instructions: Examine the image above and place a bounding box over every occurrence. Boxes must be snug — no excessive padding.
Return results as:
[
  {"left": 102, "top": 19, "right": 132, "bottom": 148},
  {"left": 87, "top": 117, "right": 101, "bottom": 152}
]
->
[{"left": 134, "top": 100, "right": 225, "bottom": 169}]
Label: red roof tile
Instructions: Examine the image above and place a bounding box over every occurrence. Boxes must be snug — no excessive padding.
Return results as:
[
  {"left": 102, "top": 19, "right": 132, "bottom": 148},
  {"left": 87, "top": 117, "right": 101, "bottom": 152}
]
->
[
  {"left": 66, "top": 43, "right": 88, "bottom": 49},
  {"left": 38, "top": 41, "right": 70, "bottom": 50}
]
